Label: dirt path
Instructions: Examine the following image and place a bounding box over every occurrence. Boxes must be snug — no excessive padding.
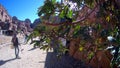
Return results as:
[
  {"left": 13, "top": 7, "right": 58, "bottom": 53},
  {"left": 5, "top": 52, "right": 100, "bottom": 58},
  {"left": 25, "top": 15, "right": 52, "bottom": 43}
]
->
[
  {"left": 0, "top": 35, "right": 87, "bottom": 68},
  {"left": 0, "top": 35, "right": 47, "bottom": 68}
]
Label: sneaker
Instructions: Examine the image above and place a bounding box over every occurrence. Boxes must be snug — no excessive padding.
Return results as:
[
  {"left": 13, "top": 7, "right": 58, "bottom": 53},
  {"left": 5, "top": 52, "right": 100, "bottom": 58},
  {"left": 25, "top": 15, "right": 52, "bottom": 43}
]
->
[
  {"left": 16, "top": 56, "right": 21, "bottom": 59},
  {"left": 17, "top": 56, "right": 21, "bottom": 59}
]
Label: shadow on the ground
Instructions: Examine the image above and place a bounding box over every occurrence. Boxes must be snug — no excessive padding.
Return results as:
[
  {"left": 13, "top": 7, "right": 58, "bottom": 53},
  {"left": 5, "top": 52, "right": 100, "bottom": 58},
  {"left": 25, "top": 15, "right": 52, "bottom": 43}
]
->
[
  {"left": 44, "top": 52, "right": 90, "bottom": 68},
  {"left": 28, "top": 47, "right": 39, "bottom": 51},
  {"left": 38, "top": 61, "right": 45, "bottom": 63},
  {"left": 0, "top": 58, "right": 16, "bottom": 66},
  {"left": 28, "top": 47, "right": 36, "bottom": 51}
]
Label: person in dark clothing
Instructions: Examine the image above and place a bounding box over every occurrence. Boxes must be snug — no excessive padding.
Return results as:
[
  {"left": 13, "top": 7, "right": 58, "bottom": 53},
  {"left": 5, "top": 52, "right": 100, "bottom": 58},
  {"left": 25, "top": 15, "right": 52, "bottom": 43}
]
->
[{"left": 11, "top": 34, "right": 20, "bottom": 59}]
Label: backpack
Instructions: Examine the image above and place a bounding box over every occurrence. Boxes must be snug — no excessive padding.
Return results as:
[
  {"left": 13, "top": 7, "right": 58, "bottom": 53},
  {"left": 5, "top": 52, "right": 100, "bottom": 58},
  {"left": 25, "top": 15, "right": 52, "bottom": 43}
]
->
[{"left": 12, "top": 37, "right": 19, "bottom": 46}]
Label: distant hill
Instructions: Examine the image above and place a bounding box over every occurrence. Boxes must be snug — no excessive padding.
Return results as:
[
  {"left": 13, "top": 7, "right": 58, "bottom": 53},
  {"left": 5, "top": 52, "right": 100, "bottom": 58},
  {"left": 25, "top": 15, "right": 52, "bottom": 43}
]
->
[{"left": 32, "top": 18, "right": 41, "bottom": 28}]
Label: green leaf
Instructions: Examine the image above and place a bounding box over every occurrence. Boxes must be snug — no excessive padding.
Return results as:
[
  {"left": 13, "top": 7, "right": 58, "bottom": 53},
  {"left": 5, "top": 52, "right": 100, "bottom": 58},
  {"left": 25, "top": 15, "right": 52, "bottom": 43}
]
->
[
  {"left": 30, "top": 40, "right": 40, "bottom": 45},
  {"left": 73, "top": 25, "right": 81, "bottom": 38},
  {"left": 73, "top": 29, "right": 81, "bottom": 38},
  {"left": 33, "top": 40, "right": 41, "bottom": 47},
  {"left": 60, "top": 26, "right": 71, "bottom": 36},
  {"left": 106, "top": 16, "right": 110, "bottom": 22},
  {"left": 85, "top": 0, "right": 94, "bottom": 8},
  {"left": 59, "top": 11, "right": 64, "bottom": 18},
  {"left": 40, "top": 45, "right": 48, "bottom": 50},
  {"left": 75, "top": 25, "right": 81, "bottom": 30},
  {"left": 58, "top": 44, "right": 68, "bottom": 54},
  {"left": 97, "top": 24, "right": 101, "bottom": 30},
  {"left": 52, "top": 0, "right": 56, "bottom": 4},
  {"left": 88, "top": 52, "right": 94, "bottom": 59},
  {"left": 38, "top": 0, "right": 55, "bottom": 18},
  {"left": 27, "top": 33, "right": 33, "bottom": 42},
  {"left": 73, "top": 25, "right": 80, "bottom": 34},
  {"left": 67, "top": 10, "right": 73, "bottom": 18},
  {"left": 45, "top": 37, "right": 51, "bottom": 43},
  {"left": 79, "top": 46, "right": 84, "bottom": 51}
]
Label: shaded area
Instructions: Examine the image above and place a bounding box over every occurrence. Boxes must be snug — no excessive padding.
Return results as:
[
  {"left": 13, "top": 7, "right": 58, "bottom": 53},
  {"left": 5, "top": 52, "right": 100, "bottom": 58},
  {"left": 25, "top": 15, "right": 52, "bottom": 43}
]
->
[
  {"left": 0, "top": 58, "right": 16, "bottom": 66},
  {"left": 28, "top": 47, "right": 39, "bottom": 51},
  {"left": 45, "top": 52, "right": 91, "bottom": 68},
  {"left": 38, "top": 61, "right": 45, "bottom": 63}
]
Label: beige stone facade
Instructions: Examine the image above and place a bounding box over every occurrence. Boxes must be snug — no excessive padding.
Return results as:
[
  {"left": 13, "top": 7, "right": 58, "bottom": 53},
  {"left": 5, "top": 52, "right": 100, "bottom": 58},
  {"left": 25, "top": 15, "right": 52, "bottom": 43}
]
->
[
  {"left": 0, "top": 4, "right": 32, "bottom": 35},
  {"left": 0, "top": 4, "right": 12, "bottom": 22}
]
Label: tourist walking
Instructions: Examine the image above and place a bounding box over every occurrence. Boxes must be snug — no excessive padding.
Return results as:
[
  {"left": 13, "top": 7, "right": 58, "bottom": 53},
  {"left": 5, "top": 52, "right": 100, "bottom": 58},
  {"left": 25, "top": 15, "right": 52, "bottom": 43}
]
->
[{"left": 11, "top": 34, "right": 20, "bottom": 59}]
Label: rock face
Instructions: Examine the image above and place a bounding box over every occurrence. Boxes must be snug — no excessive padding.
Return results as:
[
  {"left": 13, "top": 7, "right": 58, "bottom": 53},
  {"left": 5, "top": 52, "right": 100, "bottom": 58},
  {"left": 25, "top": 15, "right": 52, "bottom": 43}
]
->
[
  {"left": 0, "top": 4, "right": 33, "bottom": 35},
  {"left": 0, "top": 4, "right": 12, "bottom": 31},
  {"left": 12, "top": 17, "right": 33, "bottom": 34},
  {"left": 25, "top": 19, "right": 33, "bottom": 32},
  {"left": 0, "top": 4, "right": 12, "bottom": 22},
  {"left": 32, "top": 18, "right": 41, "bottom": 28}
]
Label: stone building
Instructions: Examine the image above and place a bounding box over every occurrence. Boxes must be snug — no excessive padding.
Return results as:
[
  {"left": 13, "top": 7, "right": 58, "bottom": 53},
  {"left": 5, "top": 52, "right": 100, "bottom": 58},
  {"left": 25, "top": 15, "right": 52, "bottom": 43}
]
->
[
  {"left": 0, "top": 4, "right": 33, "bottom": 35},
  {"left": 0, "top": 4, "right": 12, "bottom": 35},
  {"left": 0, "top": 4, "right": 12, "bottom": 22}
]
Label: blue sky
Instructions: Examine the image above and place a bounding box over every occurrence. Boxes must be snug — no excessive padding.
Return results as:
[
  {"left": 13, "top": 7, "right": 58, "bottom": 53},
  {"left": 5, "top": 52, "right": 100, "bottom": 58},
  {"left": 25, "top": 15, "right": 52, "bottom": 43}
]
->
[{"left": 0, "top": 0, "right": 44, "bottom": 23}]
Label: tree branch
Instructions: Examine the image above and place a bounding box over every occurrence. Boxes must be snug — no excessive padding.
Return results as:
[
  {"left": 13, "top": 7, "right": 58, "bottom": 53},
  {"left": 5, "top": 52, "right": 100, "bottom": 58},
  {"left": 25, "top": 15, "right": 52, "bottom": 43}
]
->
[{"left": 43, "top": 4, "right": 98, "bottom": 26}]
